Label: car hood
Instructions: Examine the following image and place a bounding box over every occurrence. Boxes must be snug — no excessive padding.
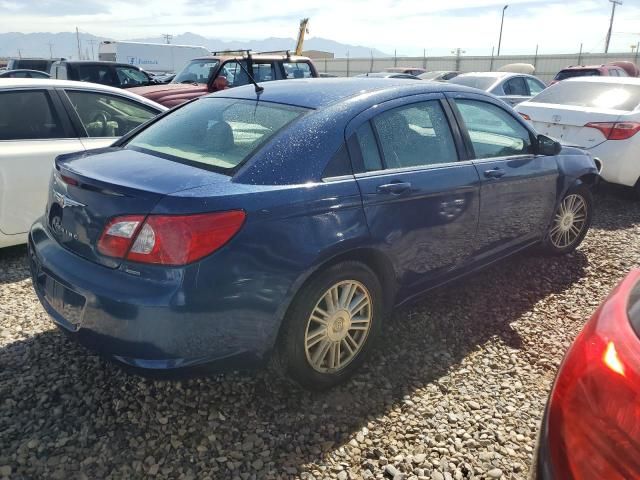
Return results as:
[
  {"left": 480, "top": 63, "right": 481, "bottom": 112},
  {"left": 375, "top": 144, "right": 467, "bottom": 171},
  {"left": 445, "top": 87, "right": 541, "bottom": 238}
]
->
[{"left": 129, "top": 83, "right": 201, "bottom": 96}]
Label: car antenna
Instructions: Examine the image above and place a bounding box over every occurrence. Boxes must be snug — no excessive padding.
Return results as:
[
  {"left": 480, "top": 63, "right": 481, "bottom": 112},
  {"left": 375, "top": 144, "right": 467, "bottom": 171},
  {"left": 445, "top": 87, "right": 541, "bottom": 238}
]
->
[{"left": 237, "top": 58, "right": 264, "bottom": 95}]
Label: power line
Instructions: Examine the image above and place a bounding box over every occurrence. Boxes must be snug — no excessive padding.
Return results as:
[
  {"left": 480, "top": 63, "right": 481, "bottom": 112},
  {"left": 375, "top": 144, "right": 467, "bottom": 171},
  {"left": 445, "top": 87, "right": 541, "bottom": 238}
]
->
[{"left": 161, "top": 33, "right": 173, "bottom": 44}]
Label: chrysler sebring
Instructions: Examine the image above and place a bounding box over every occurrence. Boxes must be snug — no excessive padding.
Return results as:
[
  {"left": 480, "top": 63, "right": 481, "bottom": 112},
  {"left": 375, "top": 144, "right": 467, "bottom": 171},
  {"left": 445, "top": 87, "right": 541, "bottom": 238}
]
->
[{"left": 29, "top": 78, "right": 598, "bottom": 389}]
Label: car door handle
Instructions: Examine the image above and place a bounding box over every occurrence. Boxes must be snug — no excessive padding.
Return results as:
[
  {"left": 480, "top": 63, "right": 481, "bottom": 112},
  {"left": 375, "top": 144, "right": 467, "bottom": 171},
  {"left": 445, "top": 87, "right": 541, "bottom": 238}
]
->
[
  {"left": 377, "top": 182, "right": 412, "bottom": 194},
  {"left": 484, "top": 168, "right": 506, "bottom": 179}
]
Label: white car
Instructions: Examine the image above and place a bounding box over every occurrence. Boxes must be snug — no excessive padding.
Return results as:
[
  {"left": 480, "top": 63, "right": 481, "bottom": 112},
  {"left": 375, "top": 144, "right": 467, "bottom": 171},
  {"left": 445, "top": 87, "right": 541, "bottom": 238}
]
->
[
  {"left": 515, "top": 77, "right": 640, "bottom": 192},
  {"left": 0, "top": 79, "right": 166, "bottom": 248}
]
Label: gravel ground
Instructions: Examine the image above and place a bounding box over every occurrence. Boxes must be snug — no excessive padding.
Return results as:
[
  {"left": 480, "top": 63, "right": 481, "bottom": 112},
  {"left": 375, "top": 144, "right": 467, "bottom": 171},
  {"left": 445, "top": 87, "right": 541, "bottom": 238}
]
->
[{"left": 1, "top": 186, "right": 639, "bottom": 480}]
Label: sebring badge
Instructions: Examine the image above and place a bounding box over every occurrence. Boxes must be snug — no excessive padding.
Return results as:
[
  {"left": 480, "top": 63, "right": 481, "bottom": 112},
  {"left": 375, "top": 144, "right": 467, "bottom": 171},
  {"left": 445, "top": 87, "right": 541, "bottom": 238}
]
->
[{"left": 54, "top": 191, "right": 85, "bottom": 209}]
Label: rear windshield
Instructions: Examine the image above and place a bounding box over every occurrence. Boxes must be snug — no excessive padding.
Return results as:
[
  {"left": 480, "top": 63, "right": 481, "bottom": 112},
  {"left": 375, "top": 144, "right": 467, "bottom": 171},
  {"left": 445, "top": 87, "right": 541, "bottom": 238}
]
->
[
  {"left": 530, "top": 81, "right": 640, "bottom": 111},
  {"left": 448, "top": 75, "right": 497, "bottom": 91},
  {"left": 554, "top": 69, "right": 600, "bottom": 81},
  {"left": 126, "top": 98, "right": 307, "bottom": 171}
]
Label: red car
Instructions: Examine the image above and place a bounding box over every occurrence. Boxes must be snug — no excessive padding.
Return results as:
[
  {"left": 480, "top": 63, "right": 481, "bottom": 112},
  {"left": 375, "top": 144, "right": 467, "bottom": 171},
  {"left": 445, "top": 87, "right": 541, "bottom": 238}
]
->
[
  {"left": 130, "top": 52, "right": 318, "bottom": 107},
  {"left": 533, "top": 270, "right": 640, "bottom": 479},
  {"left": 551, "top": 63, "right": 631, "bottom": 85}
]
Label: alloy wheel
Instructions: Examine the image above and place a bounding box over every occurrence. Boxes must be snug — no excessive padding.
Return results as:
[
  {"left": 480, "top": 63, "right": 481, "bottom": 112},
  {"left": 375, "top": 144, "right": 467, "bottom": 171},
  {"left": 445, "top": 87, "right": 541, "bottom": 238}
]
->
[
  {"left": 304, "top": 280, "right": 372, "bottom": 373},
  {"left": 549, "top": 194, "right": 588, "bottom": 249}
]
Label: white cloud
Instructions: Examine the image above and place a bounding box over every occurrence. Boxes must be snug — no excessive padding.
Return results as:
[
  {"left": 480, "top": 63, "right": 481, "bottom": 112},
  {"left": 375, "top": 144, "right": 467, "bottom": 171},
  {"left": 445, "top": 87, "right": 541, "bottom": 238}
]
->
[{"left": 1, "top": 0, "right": 639, "bottom": 55}]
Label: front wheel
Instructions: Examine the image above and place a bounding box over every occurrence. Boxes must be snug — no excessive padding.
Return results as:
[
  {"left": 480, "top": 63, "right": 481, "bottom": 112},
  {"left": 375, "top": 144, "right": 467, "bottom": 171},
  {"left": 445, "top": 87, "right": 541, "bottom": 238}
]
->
[
  {"left": 542, "top": 185, "right": 593, "bottom": 255},
  {"left": 276, "top": 261, "right": 383, "bottom": 390}
]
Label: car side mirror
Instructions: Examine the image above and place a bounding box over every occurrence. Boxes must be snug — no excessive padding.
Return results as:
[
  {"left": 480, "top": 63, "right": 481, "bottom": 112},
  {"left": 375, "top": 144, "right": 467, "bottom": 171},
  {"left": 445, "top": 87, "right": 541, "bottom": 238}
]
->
[
  {"left": 211, "top": 76, "right": 229, "bottom": 92},
  {"left": 536, "top": 134, "right": 562, "bottom": 156}
]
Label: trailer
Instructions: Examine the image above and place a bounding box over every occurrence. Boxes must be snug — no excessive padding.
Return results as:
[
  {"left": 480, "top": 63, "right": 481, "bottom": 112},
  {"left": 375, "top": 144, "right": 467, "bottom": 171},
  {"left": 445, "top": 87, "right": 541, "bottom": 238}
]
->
[{"left": 98, "top": 41, "right": 210, "bottom": 74}]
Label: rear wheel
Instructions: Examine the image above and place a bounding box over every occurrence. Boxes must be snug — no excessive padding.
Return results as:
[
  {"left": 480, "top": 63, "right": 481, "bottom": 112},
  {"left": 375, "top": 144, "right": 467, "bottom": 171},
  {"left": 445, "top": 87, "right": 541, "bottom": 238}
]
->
[
  {"left": 542, "top": 185, "right": 593, "bottom": 255},
  {"left": 276, "top": 261, "right": 383, "bottom": 390}
]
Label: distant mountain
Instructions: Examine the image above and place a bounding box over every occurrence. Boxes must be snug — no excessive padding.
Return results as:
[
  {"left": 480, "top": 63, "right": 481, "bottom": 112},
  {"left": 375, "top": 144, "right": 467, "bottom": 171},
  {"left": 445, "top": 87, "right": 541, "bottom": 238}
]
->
[{"left": 0, "top": 31, "right": 389, "bottom": 60}]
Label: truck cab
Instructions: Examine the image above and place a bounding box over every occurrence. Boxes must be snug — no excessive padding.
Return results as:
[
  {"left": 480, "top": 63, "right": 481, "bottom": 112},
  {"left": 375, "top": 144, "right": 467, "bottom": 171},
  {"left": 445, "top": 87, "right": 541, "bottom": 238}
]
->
[
  {"left": 50, "top": 61, "right": 155, "bottom": 89},
  {"left": 129, "top": 51, "right": 318, "bottom": 108}
]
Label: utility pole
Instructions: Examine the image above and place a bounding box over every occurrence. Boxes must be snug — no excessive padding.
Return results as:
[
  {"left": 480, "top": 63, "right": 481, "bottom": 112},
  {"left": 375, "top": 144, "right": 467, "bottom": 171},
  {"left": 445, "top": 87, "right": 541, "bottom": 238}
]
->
[
  {"left": 75, "top": 27, "right": 82, "bottom": 60},
  {"left": 497, "top": 5, "right": 508, "bottom": 56},
  {"left": 451, "top": 48, "right": 466, "bottom": 71},
  {"left": 162, "top": 33, "right": 173, "bottom": 44},
  {"left": 88, "top": 39, "right": 98, "bottom": 60},
  {"left": 605, "top": 0, "right": 622, "bottom": 53},
  {"left": 46, "top": 42, "right": 54, "bottom": 59}
]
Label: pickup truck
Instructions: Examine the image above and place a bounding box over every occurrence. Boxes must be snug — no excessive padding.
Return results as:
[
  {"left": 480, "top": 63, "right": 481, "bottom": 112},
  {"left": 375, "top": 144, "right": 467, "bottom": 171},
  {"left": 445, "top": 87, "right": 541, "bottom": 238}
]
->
[{"left": 130, "top": 52, "right": 318, "bottom": 107}]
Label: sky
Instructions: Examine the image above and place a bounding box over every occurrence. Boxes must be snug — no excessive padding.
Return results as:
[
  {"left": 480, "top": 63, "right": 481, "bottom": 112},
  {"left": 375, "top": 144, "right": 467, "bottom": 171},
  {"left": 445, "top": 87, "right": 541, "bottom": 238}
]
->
[{"left": 1, "top": 0, "right": 640, "bottom": 56}]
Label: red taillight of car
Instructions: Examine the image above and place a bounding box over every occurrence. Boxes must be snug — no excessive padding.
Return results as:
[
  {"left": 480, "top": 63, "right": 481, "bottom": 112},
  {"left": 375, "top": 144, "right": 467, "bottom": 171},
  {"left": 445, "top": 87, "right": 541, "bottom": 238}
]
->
[
  {"left": 584, "top": 122, "right": 640, "bottom": 140},
  {"left": 545, "top": 270, "right": 640, "bottom": 480},
  {"left": 97, "top": 211, "right": 246, "bottom": 266}
]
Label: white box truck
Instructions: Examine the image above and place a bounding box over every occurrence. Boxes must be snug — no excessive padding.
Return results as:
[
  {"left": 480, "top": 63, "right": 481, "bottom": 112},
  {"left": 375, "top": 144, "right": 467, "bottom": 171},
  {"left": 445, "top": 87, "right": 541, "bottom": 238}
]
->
[{"left": 98, "top": 41, "right": 210, "bottom": 74}]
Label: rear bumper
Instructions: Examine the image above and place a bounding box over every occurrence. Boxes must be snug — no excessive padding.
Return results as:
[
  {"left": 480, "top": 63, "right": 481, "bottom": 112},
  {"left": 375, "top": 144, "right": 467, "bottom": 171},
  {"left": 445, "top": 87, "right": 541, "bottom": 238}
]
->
[
  {"left": 28, "top": 219, "right": 275, "bottom": 372},
  {"left": 586, "top": 140, "right": 640, "bottom": 187}
]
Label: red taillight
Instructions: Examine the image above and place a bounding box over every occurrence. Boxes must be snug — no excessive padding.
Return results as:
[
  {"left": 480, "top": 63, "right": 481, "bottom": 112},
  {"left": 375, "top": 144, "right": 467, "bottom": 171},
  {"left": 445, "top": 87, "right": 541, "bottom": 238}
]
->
[
  {"left": 585, "top": 121, "right": 640, "bottom": 140},
  {"left": 97, "top": 211, "right": 245, "bottom": 266},
  {"left": 546, "top": 270, "right": 640, "bottom": 480}
]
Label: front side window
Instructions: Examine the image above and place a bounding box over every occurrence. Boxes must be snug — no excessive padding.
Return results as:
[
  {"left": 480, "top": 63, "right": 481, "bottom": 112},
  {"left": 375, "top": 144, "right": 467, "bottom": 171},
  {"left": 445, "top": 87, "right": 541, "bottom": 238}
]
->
[
  {"left": 455, "top": 99, "right": 532, "bottom": 159},
  {"left": 0, "top": 90, "right": 64, "bottom": 140},
  {"left": 526, "top": 77, "right": 545, "bottom": 96},
  {"left": 66, "top": 90, "right": 158, "bottom": 138},
  {"left": 115, "top": 66, "right": 150, "bottom": 88},
  {"left": 372, "top": 101, "right": 458, "bottom": 169},
  {"left": 127, "top": 98, "right": 307, "bottom": 172},
  {"left": 75, "top": 65, "right": 117, "bottom": 86},
  {"left": 172, "top": 60, "right": 219, "bottom": 85}
]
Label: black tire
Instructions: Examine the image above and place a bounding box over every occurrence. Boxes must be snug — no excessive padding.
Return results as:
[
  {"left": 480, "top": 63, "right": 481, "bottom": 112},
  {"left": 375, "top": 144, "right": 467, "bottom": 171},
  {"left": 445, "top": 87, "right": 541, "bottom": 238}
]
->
[
  {"left": 275, "top": 261, "right": 384, "bottom": 390},
  {"left": 542, "top": 184, "right": 593, "bottom": 255}
]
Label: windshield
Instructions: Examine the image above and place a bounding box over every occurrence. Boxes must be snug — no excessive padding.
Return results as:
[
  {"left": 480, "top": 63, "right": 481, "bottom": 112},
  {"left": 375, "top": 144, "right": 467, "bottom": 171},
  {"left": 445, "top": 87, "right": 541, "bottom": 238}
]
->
[
  {"left": 172, "top": 59, "right": 220, "bottom": 84},
  {"left": 126, "top": 98, "right": 308, "bottom": 171},
  {"left": 448, "top": 75, "right": 497, "bottom": 91},
  {"left": 555, "top": 69, "right": 600, "bottom": 81},
  {"left": 530, "top": 81, "right": 640, "bottom": 111}
]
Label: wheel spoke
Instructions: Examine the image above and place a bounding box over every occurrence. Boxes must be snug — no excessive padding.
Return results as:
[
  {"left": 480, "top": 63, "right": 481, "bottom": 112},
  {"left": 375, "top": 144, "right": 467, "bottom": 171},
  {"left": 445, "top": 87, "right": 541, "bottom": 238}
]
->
[
  {"left": 306, "top": 328, "right": 327, "bottom": 349},
  {"left": 339, "top": 283, "right": 357, "bottom": 310},
  {"left": 349, "top": 294, "right": 369, "bottom": 316},
  {"left": 311, "top": 339, "right": 332, "bottom": 367}
]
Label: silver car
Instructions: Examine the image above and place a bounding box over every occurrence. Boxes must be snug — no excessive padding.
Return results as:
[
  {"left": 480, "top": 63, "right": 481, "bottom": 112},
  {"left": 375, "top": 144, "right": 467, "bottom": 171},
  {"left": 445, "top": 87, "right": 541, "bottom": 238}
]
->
[{"left": 448, "top": 72, "right": 547, "bottom": 106}]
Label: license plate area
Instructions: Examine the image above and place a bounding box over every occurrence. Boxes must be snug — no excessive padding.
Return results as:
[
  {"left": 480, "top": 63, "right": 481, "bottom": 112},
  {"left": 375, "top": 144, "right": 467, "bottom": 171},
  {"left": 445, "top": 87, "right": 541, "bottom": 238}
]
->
[{"left": 37, "top": 272, "right": 86, "bottom": 329}]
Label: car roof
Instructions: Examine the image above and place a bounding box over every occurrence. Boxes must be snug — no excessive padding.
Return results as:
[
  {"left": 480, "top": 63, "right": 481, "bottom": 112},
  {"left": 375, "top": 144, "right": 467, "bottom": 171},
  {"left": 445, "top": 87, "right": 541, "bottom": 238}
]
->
[
  {"left": 0, "top": 78, "right": 167, "bottom": 110},
  {"left": 210, "top": 77, "right": 480, "bottom": 109},
  {"left": 563, "top": 76, "right": 640, "bottom": 85},
  {"left": 560, "top": 65, "right": 608, "bottom": 71},
  {"left": 356, "top": 72, "right": 419, "bottom": 78},
  {"left": 456, "top": 72, "right": 513, "bottom": 79},
  {"left": 54, "top": 60, "right": 140, "bottom": 68}
]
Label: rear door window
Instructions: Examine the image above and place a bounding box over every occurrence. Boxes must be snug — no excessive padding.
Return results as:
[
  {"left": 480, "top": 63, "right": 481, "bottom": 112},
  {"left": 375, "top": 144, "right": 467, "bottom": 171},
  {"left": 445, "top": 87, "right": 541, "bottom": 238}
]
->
[
  {"left": 75, "top": 65, "right": 117, "bottom": 86},
  {"left": 0, "top": 90, "right": 65, "bottom": 140},
  {"left": 503, "top": 77, "right": 528, "bottom": 96},
  {"left": 284, "top": 62, "right": 313, "bottom": 78},
  {"left": 371, "top": 101, "right": 458, "bottom": 168},
  {"left": 525, "top": 78, "right": 545, "bottom": 96},
  {"left": 65, "top": 90, "right": 158, "bottom": 138}
]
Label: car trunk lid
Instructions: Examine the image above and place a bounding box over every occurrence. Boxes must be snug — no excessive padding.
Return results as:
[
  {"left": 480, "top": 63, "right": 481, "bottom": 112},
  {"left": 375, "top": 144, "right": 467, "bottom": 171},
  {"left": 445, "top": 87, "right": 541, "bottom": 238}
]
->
[
  {"left": 520, "top": 102, "right": 623, "bottom": 149},
  {"left": 49, "top": 148, "right": 231, "bottom": 268}
]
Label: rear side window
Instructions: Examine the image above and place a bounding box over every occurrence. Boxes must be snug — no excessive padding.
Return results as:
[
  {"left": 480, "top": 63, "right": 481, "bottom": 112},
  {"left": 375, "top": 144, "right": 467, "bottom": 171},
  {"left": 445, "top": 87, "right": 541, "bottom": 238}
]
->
[
  {"left": 531, "top": 81, "right": 640, "bottom": 111},
  {"left": 526, "top": 77, "right": 545, "bottom": 96},
  {"left": 127, "top": 98, "right": 307, "bottom": 172},
  {"left": 355, "top": 122, "right": 383, "bottom": 172},
  {"left": 0, "top": 90, "right": 64, "bottom": 140},
  {"left": 65, "top": 90, "right": 158, "bottom": 138},
  {"left": 75, "top": 65, "right": 117, "bottom": 86},
  {"left": 372, "top": 101, "right": 458, "bottom": 168},
  {"left": 284, "top": 62, "right": 313, "bottom": 79},
  {"left": 455, "top": 99, "right": 532, "bottom": 159}
]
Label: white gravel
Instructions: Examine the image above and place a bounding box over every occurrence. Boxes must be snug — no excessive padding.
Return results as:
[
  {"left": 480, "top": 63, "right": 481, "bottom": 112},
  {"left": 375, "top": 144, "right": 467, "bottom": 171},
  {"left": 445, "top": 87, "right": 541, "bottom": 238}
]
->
[{"left": 1, "top": 187, "right": 639, "bottom": 480}]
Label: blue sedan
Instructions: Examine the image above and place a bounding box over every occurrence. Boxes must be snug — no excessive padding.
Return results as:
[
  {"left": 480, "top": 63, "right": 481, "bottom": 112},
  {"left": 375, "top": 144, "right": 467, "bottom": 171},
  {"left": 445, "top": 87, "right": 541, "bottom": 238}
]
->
[{"left": 29, "top": 78, "right": 598, "bottom": 390}]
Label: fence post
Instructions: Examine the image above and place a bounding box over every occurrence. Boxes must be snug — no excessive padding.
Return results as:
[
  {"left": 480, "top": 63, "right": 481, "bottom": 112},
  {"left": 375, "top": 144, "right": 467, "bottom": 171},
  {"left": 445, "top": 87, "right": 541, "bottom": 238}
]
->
[
  {"left": 394, "top": 49, "right": 397, "bottom": 67},
  {"left": 324, "top": 58, "right": 327, "bottom": 73},
  {"left": 534, "top": 44, "right": 538, "bottom": 71},
  {"left": 423, "top": 48, "right": 426, "bottom": 69},
  {"left": 577, "top": 43, "right": 583, "bottom": 66},
  {"left": 370, "top": 50, "right": 374, "bottom": 73},
  {"left": 489, "top": 46, "right": 495, "bottom": 71},
  {"left": 635, "top": 42, "right": 639, "bottom": 64},
  {"left": 346, "top": 51, "right": 350, "bottom": 77}
]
